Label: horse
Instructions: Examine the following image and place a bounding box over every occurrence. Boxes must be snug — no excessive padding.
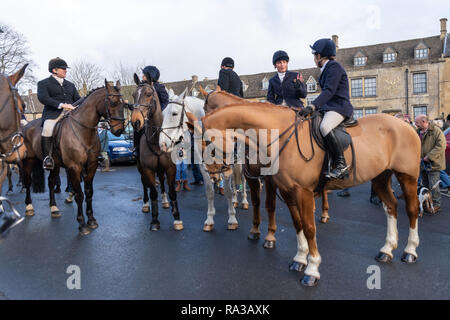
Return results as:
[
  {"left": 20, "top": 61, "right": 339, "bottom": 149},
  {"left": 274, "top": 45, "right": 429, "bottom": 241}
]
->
[
  {"left": 198, "top": 85, "right": 330, "bottom": 249},
  {"left": 160, "top": 90, "right": 250, "bottom": 232},
  {"left": 22, "top": 80, "right": 126, "bottom": 235},
  {"left": 195, "top": 102, "right": 421, "bottom": 287},
  {"left": 130, "top": 74, "right": 183, "bottom": 231}
]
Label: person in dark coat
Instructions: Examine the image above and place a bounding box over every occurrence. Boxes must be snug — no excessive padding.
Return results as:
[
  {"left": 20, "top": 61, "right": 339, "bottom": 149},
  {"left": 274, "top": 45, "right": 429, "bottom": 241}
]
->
[
  {"left": 300, "top": 39, "right": 354, "bottom": 179},
  {"left": 133, "top": 65, "right": 169, "bottom": 157},
  {"left": 37, "top": 57, "right": 81, "bottom": 170},
  {"left": 267, "top": 50, "right": 307, "bottom": 108},
  {"left": 217, "top": 57, "right": 243, "bottom": 97}
]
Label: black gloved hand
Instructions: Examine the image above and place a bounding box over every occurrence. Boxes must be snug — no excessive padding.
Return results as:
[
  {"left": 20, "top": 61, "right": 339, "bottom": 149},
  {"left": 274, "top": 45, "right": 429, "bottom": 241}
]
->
[
  {"left": 299, "top": 106, "right": 314, "bottom": 117},
  {"left": 293, "top": 79, "right": 301, "bottom": 89}
]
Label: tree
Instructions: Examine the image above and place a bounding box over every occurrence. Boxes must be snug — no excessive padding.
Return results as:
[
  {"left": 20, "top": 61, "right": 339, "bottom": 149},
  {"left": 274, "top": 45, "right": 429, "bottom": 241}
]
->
[
  {"left": 108, "top": 61, "right": 147, "bottom": 102},
  {"left": 66, "top": 59, "right": 104, "bottom": 95},
  {"left": 0, "top": 23, "right": 36, "bottom": 90}
]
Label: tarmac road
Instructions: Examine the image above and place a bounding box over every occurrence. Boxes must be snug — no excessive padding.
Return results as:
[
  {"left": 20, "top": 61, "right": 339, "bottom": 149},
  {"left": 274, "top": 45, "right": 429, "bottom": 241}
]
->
[{"left": 0, "top": 164, "right": 449, "bottom": 300}]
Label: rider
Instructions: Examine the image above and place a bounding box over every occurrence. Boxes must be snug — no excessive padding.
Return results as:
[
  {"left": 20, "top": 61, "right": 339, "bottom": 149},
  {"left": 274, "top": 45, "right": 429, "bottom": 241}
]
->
[
  {"left": 133, "top": 65, "right": 169, "bottom": 157},
  {"left": 217, "top": 57, "right": 243, "bottom": 97},
  {"left": 300, "top": 39, "right": 354, "bottom": 180},
  {"left": 267, "top": 50, "right": 307, "bottom": 108},
  {"left": 37, "top": 57, "right": 80, "bottom": 170}
]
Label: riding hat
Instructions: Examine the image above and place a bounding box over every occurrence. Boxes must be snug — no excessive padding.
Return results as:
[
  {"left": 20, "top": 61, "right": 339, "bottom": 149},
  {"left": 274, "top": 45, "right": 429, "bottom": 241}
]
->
[
  {"left": 221, "top": 57, "right": 235, "bottom": 68},
  {"left": 272, "top": 50, "right": 289, "bottom": 65},
  {"left": 142, "top": 66, "right": 160, "bottom": 83},
  {"left": 310, "top": 39, "right": 336, "bottom": 57},
  {"left": 48, "top": 57, "right": 69, "bottom": 73}
]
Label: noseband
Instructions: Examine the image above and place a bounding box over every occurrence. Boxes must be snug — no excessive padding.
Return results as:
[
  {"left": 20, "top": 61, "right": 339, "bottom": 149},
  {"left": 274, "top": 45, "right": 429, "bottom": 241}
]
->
[{"left": 0, "top": 76, "right": 24, "bottom": 161}]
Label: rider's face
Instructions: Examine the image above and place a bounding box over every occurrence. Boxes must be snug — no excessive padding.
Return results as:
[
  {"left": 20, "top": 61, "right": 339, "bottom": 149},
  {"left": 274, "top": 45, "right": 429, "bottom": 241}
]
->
[
  {"left": 275, "top": 60, "right": 288, "bottom": 73},
  {"left": 53, "top": 68, "right": 67, "bottom": 78},
  {"left": 313, "top": 54, "right": 321, "bottom": 68}
]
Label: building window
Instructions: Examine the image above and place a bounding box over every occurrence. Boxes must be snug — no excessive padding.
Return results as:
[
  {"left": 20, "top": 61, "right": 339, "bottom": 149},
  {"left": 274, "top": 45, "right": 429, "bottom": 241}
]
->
[
  {"left": 307, "top": 83, "right": 317, "bottom": 93},
  {"left": 351, "top": 79, "right": 363, "bottom": 97},
  {"left": 354, "top": 56, "right": 366, "bottom": 66},
  {"left": 365, "top": 108, "right": 377, "bottom": 115},
  {"left": 413, "top": 106, "right": 427, "bottom": 118},
  {"left": 415, "top": 48, "right": 428, "bottom": 59},
  {"left": 354, "top": 109, "right": 364, "bottom": 119},
  {"left": 262, "top": 77, "right": 269, "bottom": 90},
  {"left": 383, "top": 52, "right": 396, "bottom": 63},
  {"left": 364, "top": 78, "right": 377, "bottom": 97},
  {"left": 413, "top": 72, "right": 427, "bottom": 94}
]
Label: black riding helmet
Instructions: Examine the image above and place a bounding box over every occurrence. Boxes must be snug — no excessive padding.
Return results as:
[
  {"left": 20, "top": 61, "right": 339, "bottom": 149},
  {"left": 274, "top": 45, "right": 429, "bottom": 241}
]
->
[
  {"left": 48, "top": 57, "right": 69, "bottom": 73},
  {"left": 221, "top": 57, "right": 234, "bottom": 68},
  {"left": 310, "top": 39, "right": 336, "bottom": 57},
  {"left": 272, "top": 50, "right": 289, "bottom": 65},
  {"left": 142, "top": 65, "right": 160, "bottom": 83}
]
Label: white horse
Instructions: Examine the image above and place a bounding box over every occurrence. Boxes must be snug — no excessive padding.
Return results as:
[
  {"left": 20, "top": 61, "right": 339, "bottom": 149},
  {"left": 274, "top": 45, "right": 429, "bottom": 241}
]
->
[{"left": 160, "top": 92, "right": 248, "bottom": 231}]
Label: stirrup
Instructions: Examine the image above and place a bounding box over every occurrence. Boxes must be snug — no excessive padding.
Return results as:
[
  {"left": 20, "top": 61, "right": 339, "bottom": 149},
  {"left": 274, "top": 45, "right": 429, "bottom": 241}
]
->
[
  {"left": 43, "top": 156, "right": 55, "bottom": 170},
  {"left": 325, "top": 165, "right": 350, "bottom": 180}
]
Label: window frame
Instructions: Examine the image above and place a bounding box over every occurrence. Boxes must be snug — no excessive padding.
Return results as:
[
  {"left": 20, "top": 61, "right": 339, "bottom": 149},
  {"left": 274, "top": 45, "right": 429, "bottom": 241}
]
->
[
  {"left": 412, "top": 72, "right": 427, "bottom": 95},
  {"left": 351, "top": 78, "right": 364, "bottom": 98}
]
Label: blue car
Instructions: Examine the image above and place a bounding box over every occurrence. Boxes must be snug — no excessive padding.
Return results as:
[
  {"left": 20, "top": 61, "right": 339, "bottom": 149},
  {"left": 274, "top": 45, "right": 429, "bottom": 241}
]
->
[{"left": 106, "top": 131, "right": 135, "bottom": 164}]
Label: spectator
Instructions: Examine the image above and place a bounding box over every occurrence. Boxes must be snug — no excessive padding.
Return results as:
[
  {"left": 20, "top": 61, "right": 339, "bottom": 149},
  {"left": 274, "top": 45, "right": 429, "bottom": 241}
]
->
[
  {"left": 190, "top": 131, "right": 204, "bottom": 186},
  {"left": 175, "top": 146, "right": 190, "bottom": 192},
  {"left": 415, "top": 115, "right": 446, "bottom": 214},
  {"left": 98, "top": 122, "right": 110, "bottom": 172},
  {"left": 337, "top": 188, "right": 350, "bottom": 197}
]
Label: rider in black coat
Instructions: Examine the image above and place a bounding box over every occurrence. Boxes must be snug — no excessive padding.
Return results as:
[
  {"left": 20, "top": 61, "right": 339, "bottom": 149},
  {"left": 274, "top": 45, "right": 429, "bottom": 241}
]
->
[{"left": 217, "top": 57, "right": 243, "bottom": 97}]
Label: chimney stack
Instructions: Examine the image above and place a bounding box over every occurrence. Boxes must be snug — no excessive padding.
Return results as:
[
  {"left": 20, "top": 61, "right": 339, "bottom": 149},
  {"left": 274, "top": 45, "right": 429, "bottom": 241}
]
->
[
  {"left": 441, "top": 18, "right": 447, "bottom": 40},
  {"left": 332, "top": 35, "right": 339, "bottom": 51},
  {"left": 192, "top": 75, "right": 198, "bottom": 83}
]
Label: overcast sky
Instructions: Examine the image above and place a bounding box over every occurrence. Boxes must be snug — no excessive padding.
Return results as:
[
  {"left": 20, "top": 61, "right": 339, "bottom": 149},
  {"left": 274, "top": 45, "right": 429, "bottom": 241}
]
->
[{"left": 1, "top": 0, "right": 449, "bottom": 88}]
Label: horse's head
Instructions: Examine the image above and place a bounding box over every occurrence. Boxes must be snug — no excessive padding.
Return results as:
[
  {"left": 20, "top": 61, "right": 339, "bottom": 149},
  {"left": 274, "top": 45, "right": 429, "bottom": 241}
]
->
[
  {"left": 199, "top": 85, "right": 244, "bottom": 114},
  {"left": 0, "top": 64, "right": 28, "bottom": 162},
  {"left": 131, "top": 73, "right": 160, "bottom": 131},
  {"left": 160, "top": 92, "right": 186, "bottom": 152},
  {"left": 102, "top": 79, "right": 125, "bottom": 136}
]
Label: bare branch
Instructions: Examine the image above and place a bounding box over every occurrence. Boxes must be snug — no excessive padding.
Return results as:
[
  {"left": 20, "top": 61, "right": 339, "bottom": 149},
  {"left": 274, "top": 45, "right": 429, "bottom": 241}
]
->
[{"left": 66, "top": 59, "right": 104, "bottom": 94}]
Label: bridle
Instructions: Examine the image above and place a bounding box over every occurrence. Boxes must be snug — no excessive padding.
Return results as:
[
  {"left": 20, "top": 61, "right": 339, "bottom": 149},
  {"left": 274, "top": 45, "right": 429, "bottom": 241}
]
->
[
  {"left": 159, "top": 100, "right": 187, "bottom": 150},
  {"left": 0, "top": 76, "right": 25, "bottom": 161}
]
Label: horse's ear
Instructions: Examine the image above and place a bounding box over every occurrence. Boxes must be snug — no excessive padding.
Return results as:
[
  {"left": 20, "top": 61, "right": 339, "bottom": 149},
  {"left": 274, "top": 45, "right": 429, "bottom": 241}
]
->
[
  {"left": 9, "top": 64, "right": 28, "bottom": 86},
  {"left": 215, "top": 85, "right": 222, "bottom": 92},
  {"left": 115, "top": 80, "right": 121, "bottom": 91},
  {"left": 198, "top": 85, "right": 208, "bottom": 98},
  {"left": 185, "top": 112, "right": 197, "bottom": 133},
  {"left": 133, "top": 73, "right": 141, "bottom": 85}
]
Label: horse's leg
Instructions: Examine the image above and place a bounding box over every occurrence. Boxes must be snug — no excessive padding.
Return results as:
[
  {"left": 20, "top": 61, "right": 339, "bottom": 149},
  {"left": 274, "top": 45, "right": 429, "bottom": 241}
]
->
[
  {"left": 201, "top": 166, "right": 216, "bottom": 232},
  {"left": 48, "top": 167, "right": 62, "bottom": 218},
  {"left": 7, "top": 165, "right": 13, "bottom": 194},
  {"left": 140, "top": 168, "right": 150, "bottom": 214},
  {"left": 396, "top": 172, "right": 420, "bottom": 264},
  {"left": 320, "top": 191, "right": 330, "bottom": 224},
  {"left": 143, "top": 168, "right": 160, "bottom": 231},
  {"left": 263, "top": 177, "right": 277, "bottom": 249},
  {"left": 240, "top": 175, "right": 249, "bottom": 210},
  {"left": 158, "top": 171, "right": 170, "bottom": 209},
  {"left": 372, "top": 170, "right": 398, "bottom": 263},
  {"left": 294, "top": 187, "right": 321, "bottom": 287},
  {"left": 167, "top": 165, "right": 183, "bottom": 231},
  {"left": 232, "top": 167, "right": 239, "bottom": 208},
  {"left": 68, "top": 167, "right": 89, "bottom": 235},
  {"left": 0, "top": 164, "right": 5, "bottom": 212},
  {"left": 247, "top": 177, "right": 261, "bottom": 240},
  {"left": 23, "top": 158, "right": 35, "bottom": 217},
  {"left": 224, "top": 175, "right": 238, "bottom": 230},
  {"left": 84, "top": 160, "right": 98, "bottom": 230}
]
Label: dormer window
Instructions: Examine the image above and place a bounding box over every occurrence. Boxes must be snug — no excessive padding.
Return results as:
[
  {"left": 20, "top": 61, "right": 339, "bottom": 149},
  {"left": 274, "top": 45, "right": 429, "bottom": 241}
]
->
[
  {"left": 306, "top": 76, "right": 317, "bottom": 93},
  {"left": 415, "top": 42, "right": 429, "bottom": 59},
  {"left": 262, "top": 77, "right": 269, "bottom": 90},
  {"left": 383, "top": 47, "right": 397, "bottom": 63},
  {"left": 353, "top": 51, "right": 367, "bottom": 66}
]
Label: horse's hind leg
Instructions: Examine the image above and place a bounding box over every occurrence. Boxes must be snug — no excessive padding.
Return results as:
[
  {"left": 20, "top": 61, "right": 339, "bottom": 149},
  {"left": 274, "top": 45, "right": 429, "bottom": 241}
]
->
[
  {"left": 158, "top": 171, "right": 170, "bottom": 209},
  {"left": 247, "top": 177, "right": 261, "bottom": 240},
  {"left": 167, "top": 165, "right": 183, "bottom": 231},
  {"left": 224, "top": 175, "right": 238, "bottom": 231},
  {"left": 320, "top": 191, "right": 330, "bottom": 224},
  {"left": 263, "top": 177, "right": 277, "bottom": 249},
  {"left": 201, "top": 166, "right": 216, "bottom": 232},
  {"left": 23, "top": 158, "right": 35, "bottom": 217},
  {"left": 84, "top": 160, "right": 99, "bottom": 230},
  {"left": 48, "top": 167, "right": 62, "bottom": 218},
  {"left": 372, "top": 170, "right": 398, "bottom": 263},
  {"left": 396, "top": 172, "right": 420, "bottom": 264}
]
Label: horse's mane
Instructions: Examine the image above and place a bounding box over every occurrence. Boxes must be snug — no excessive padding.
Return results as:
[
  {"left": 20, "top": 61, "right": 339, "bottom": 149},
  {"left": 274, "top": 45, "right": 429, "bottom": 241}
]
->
[
  {"left": 206, "top": 101, "right": 293, "bottom": 117},
  {"left": 214, "top": 90, "right": 245, "bottom": 101}
]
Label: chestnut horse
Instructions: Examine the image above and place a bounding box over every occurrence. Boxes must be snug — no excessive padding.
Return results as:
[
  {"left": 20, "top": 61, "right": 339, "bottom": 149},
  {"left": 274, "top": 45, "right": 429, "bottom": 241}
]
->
[
  {"left": 22, "top": 80, "right": 125, "bottom": 235},
  {"left": 130, "top": 75, "right": 183, "bottom": 231},
  {"left": 198, "top": 86, "right": 330, "bottom": 249},
  {"left": 197, "top": 103, "right": 420, "bottom": 287}
]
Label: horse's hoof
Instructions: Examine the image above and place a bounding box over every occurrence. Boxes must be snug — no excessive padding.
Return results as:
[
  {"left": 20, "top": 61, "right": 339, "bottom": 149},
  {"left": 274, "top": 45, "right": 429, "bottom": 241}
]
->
[
  {"left": 203, "top": 224, "right": 214, "bottom": 232},
  {"left": 301, "top": 275, "right": 319, "bottom": 287},
  {"left": 173, "top": 223, "right": 184, "bottom": 231},
  {"left": 142, "top": 207, "right": 150, "bottom": 214},
  {"left": 375, "top": 252, "right": 392, "bottom": 263},
  {"left": 320, "top": 216, "right": 330, "bottom": 224},
  {"left": 25, "top": 210, "right": 35, "bottom": 217},
  {"left": 150, "top": 223, "right": 160, "bottom": 232},
  {"left": 51, "top": 211, "right": 62, "bottom": 219},
  {"left": 289, "top": 261, "right": 306, "bottom": 273},
  {"left": 227, "top": 223, "right": 238, "bottom": 231},
  {"left": 233, "top": 202, "right": 238, "bottom": 208},
  {"left": 241, "top": 203, "right": 249, "bottom": 210},
  {"left": 162, "top": 203, "right": 170, "bottom": 209},
  {"left": 79, "top": 227, "right": 92, "bottom": 236},
  {"left": 88, "top": 221, "right": 99, "bottom": 230},
  {"left": 401, "top": 253, "right": 417, "bottom": 264},
  {"left": 263, "top": 240, "right": 276, "bottom": 249},
  {"left": 248, "top": 232, "right": 260, "bottom": 241}
]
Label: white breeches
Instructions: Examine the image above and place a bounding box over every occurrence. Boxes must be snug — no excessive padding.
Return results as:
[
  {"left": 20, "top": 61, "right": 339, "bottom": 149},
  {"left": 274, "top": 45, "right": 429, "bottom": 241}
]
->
[{"left": 320, "top": 111, "right": 345, "bottom": 137}]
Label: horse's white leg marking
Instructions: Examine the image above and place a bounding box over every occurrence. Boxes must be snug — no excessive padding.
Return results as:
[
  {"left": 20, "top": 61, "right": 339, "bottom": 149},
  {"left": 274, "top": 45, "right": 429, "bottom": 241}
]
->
[
  {"left": 293, "top": 231, "right": 309, "bottom": 266},
  {"left": 380, "top": 203, "right": 398, "bottom": 258},
  {"left": 404, "top": 221, "right": 419, "bottom": 258},
  {"left": 224, "top": 175, "right": 237, "bottom": 225},
  {"left": 201, "top": 166, "right": 216, "bottom": 226},
  {"left": 304, "top": 255, "right": 322, "bottom": 279}
]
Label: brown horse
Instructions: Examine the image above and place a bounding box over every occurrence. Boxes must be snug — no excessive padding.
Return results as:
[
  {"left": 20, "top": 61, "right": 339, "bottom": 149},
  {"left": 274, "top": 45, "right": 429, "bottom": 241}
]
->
[
  {"left": 197, "top": 102, "right": 420, "bottom": 287},
  {"left": 22, "top": 80, "right": 125, "bottom": 235},
  {"left": 131, "top": 75, "right": 183, "bottom": 231},
  {"left": 198, "top": 85, "right": 330, "bottom": 250}
]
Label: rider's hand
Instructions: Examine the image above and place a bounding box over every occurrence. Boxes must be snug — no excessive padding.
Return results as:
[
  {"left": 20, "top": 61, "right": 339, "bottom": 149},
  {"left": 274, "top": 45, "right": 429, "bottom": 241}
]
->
[
  {"left": 293, "top": 73, "right": 304, "bottom": 89},
  {"left": 62, "top": 104, "right": 76, "bottom": 111},
  {"left": 299, "top": 105, "right": 314, "bottom": 117}
]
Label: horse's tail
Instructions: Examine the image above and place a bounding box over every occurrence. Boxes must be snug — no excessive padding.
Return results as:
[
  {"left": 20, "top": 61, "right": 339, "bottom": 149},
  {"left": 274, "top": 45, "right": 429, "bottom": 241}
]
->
[{"left": 32, "top": 160, "right": 46, "bottom": 193}]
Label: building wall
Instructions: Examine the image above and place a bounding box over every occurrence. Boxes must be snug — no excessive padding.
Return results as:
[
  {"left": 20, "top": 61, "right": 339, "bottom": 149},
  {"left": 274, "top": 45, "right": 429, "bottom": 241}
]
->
[{"left": 441, "top": 57, "right": 450, "bottom": 117}]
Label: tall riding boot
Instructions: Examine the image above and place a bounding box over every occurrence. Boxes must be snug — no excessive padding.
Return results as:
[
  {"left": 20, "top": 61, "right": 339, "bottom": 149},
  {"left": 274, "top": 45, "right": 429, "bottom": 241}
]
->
[
  {"left": 323, "top": 130, "right": 349, "bottom": 180},
  {"left": 41, "top": 136, "right": 54, "bottom": 170}
]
